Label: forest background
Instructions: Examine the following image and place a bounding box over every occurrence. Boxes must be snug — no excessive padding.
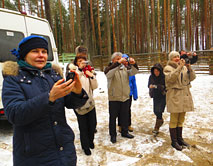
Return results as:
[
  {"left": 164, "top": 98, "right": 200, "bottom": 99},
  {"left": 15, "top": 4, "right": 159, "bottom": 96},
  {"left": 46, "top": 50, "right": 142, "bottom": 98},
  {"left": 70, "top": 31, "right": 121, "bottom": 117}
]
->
[{"left": 0, "top": 0, "right": 212, "bottom": 60}]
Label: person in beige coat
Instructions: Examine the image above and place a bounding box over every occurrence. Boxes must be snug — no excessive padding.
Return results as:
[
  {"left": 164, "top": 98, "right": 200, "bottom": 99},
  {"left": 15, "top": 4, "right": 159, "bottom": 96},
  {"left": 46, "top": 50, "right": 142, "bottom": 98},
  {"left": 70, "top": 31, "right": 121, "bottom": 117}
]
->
[
  {"left": 104, "top": 52, "right": 138, "bottom": 143},
  {"left": 67, "top": 56, "right": 98, "bottom": 156},
  {"left": 164, "top": 51, "right": 196, "bottom": 151}
]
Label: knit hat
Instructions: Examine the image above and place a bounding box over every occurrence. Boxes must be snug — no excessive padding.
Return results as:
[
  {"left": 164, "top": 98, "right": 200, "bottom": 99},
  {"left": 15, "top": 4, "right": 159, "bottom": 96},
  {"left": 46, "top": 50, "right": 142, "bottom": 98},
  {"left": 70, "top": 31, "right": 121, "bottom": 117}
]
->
[
  {"left": 111, "top": 52, "right": 122, "bottom": 60},
  {"left": 122, "top": 54, "right": 129, "bottom": 58},
  {"left": 11, "top": 35, "right": 48, "bottom": 60},
  {"left": 168, "top": 51, "right": 180, "bottom": 61}
]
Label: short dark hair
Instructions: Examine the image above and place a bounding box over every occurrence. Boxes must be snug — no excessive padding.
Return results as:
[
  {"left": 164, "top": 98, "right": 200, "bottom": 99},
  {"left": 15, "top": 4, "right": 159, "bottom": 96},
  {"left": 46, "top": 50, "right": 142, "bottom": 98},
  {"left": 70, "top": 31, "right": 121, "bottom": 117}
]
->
[
  {"left": 75, "top": 46, "right": 88, "bottom": 56},
  {"left": 73, "top": 56, "right": 87, "bottom": 66}
]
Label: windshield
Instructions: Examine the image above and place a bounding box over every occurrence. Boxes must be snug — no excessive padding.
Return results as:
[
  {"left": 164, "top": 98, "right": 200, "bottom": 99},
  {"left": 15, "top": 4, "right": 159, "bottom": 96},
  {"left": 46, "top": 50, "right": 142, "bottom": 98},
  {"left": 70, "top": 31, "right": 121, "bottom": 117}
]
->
[{"left": 0, "top": 29, "right": 24, "bottom": 62}]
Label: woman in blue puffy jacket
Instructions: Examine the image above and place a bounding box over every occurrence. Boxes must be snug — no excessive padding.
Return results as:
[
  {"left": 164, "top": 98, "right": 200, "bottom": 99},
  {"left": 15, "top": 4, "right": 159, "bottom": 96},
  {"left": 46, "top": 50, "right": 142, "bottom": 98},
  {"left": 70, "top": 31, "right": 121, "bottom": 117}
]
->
[{"left": 2, "top": 35, "right": 88, "bottom": 166}]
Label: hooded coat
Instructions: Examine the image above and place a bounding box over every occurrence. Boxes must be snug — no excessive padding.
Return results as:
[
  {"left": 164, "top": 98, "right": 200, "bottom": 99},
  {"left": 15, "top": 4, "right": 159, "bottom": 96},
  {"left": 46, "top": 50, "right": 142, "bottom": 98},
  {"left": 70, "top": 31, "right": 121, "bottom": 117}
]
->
[
  {"left": 148, "top": 63, "right": 166, "bottom": 99},
  {"left": 2, "top": 61, "right": 88, "bottom": 166},
  {"left": 163, "top": 61, "right": 196, "bottom": 113}
]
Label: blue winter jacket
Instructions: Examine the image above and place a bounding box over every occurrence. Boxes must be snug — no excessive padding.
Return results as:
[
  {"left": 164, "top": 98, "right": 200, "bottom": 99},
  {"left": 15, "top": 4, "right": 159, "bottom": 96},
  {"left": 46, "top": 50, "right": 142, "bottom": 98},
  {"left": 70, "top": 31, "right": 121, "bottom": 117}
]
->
[
  {"left": 129, "top": 75, "right": 138, "bottom": 100},
  {"left": 122, "top": 54, "right": 138, "bottom": 100},
  {"left": 2, "top": 61, "right": 88, "bottom": 166}
]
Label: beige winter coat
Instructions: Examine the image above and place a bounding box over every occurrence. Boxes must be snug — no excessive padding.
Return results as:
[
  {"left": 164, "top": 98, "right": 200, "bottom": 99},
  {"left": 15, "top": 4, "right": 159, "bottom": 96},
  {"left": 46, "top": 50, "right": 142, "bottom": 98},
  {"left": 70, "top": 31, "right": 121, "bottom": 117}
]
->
[
  {"left": 76, "top": 68, "right": 98, "bottom": 97},
  {"left": 105, "top": 63, "right": 138, "bottom": 102},
  {"left": 163, "top": 61, "right": 196, "bottom": 113}
]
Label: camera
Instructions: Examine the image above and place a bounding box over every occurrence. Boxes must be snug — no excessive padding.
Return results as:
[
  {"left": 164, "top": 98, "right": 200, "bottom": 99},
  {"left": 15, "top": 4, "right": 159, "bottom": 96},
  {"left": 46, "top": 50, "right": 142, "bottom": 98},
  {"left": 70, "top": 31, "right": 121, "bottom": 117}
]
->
[
  {"left": 180, "top": 54, "right": 191, "bottom": 64},
  {"left": 125, "top": 57, "right": 129, "bottom": 62},
  {"left": 66, "top": 71, "right": 75, "bottom": 82},
  {"left": 153, "top": 85, "right": 157, "bottom": 88},
  {"left": 83, "top": 61, "right": 89, "bottom": 65},
  {"left": 180, "top": 51, "right": 198, "bottom": 64}
]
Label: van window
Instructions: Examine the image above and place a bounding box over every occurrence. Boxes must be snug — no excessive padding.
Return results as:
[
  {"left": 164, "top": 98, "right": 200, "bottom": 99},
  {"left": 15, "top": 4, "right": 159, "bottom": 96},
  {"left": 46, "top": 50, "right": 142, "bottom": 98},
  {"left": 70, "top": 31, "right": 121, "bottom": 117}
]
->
[
  {"left": 31, "top": 34, "right": 53, "bottom": 61},
  {"left": 0, "top": 29, "right": 24, "bottom": 62}
]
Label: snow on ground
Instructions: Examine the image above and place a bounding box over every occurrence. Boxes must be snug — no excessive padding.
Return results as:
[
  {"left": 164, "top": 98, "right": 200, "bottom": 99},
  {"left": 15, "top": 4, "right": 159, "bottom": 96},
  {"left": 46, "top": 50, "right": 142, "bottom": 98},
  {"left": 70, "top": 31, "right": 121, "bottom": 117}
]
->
[{"left": 0, "top": 72, "right": 213, "bottom": 166}]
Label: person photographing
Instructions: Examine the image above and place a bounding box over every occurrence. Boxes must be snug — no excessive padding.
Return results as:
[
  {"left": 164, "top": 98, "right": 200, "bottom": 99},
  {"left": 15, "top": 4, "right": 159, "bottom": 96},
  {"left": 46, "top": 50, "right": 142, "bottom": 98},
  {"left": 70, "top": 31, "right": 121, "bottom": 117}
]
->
[
  {"left": 164, "top": 51, "right": 196, "bottom": 151},
  {"left": 2, "top": 35, "right": 88, "bottom": 166},
  {"left": 104, "top": 52, "right": 138, "bottom": 143},
  {"left": 69, "top": 56, "right": 98, "bottom": 156}
]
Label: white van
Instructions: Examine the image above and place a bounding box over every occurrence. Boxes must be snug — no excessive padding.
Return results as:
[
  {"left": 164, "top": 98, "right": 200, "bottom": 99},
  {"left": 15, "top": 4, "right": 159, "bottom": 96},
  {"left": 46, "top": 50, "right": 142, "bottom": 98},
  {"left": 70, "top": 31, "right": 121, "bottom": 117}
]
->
[{"left": 0, "top": 8, "right": 59, "bottom": 120}]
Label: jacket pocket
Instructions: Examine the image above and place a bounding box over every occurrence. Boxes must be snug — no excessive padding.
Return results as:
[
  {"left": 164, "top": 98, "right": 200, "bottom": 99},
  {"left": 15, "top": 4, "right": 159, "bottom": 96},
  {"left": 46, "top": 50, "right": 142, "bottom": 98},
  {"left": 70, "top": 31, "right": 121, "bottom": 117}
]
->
[{"left": 24, "top": 131, "right": 49, "bottom": 156}]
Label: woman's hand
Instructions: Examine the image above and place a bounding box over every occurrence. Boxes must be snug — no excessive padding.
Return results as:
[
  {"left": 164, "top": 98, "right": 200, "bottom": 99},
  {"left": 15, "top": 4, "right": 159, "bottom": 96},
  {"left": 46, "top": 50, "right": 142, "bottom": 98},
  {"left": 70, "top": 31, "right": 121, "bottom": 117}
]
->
[
  {"left": 118, "top": 58, "right": 127, "bottom": 64},
  {"left": 179, "top": 59, "right": 185, "bottom": 68},
  {"left": 129, "top": 57, "right": 136, "bottom": 64},
  {"left": 71, "top": 71, "right": 82, "bottom": 94},
  {"left": 49, "top": 71, "right": 82, "bottom": 102},
  {"left": 85, "top": 70, "right": 94, "bottom": 77},
  {"left": 79, "top": 61, "right": 87, "bottom": 69},
  {"left": 49, "top": 79, "right": 74, "bottom": 102}
]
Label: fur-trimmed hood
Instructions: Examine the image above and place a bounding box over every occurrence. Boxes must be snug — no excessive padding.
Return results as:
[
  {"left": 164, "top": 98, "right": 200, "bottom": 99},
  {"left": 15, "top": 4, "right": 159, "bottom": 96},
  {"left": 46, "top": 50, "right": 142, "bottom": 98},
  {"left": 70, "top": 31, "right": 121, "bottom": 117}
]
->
[{"left": 2, "top": 61, "right": 63, "bottom": 77}]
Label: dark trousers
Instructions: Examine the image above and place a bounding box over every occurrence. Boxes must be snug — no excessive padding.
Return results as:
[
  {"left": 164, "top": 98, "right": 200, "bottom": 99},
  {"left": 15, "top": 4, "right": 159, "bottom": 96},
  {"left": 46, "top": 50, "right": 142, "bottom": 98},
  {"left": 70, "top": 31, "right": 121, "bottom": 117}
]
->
[
  {"left": 153, "top": 96, "right": 166, "bottom": 119},
  {"left": 118, "top": 96, "right": 132, "bottom": 126},
  {"left": 109, "top": 100, "right": 129, "bottom": 136},
  {"left": 74, "top": 108, "right": 97, "bottom": 150}
]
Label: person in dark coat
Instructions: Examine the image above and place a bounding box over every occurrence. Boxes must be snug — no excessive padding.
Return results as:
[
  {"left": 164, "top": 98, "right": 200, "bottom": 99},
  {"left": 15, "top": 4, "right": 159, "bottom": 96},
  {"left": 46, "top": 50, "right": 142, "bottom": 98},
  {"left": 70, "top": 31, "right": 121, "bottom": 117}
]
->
[
  {"left": 148, "top": 63, "right": 166, "bottom": 136},
  {"left": 179, "top": 50, "right": 198, "bottom": 64},
  {"left": 2, "top": 35, "right": 88, "bottom": 166}
]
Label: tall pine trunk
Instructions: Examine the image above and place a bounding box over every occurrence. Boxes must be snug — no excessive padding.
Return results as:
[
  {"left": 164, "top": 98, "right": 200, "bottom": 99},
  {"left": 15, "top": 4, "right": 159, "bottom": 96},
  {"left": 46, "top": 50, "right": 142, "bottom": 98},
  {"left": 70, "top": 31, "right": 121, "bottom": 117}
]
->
[
  {"left": 145, "top": 0, "right": 151, "bottom": 52},
  {"left": 105, "top": 0, "right": 112, "bottom": 60},
  {"left": 58, "top": 0, "right": 65, "bottom": 52},
  {"left": 75, "top": 0, "right": 81, "bottom": 45},
  {"left": 157, "top": 0, "right": 161, "bottom": 52},
  {"left": 126, "top": 0, "right": 130, "bottom": 53},
  {"left": 186, "top": 0, "right": 192, "bottom": 50},
  {"left": 69, "top": 0, "right": 75, "bottom": 52},
  {"left": 41, "top": 0, "right": 44, "bottom": 18},
  {"left": 115, "top": 0, "right": 120, "bottom": 51},
  {"left": 97, "top": 0, "right": 102, "bottom": 55},
  {"left": 18, "top": 0, "right": 21, "bottom": 11},
  {"left": 163, "top": 0, "right": 167, "bottom": 52},
  {"left": 37, "top": 0, "right": 40, "bottom": 17},
  {"left": 110, "top": 0, "right": 117, "bottom": 52},
  {"left": 168, "top": 0, "right": 171, "bottom": 52},
  {"left": 90, "top": 0, "right": 96, "bottom": 54},
  {"left": 151, "top": 0, "right": 155, "bottom": 52},
  {"left": 44, "top": 0, "right": 52, "bottom": 29}
]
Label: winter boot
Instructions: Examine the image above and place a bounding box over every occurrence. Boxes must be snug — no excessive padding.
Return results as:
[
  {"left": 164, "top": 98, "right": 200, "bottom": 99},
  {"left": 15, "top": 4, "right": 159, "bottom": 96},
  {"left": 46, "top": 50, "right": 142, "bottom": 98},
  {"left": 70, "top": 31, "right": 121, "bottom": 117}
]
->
[
  {"left": 128, "top": 126, "right": 133, "bottom": 132},
  {"left": 152, "top": 118, "right": 164, "bottom": 135},
  {"left": 176, "top": 127, "right": 190, "bottom": 147},
  {"left": 169, "top": 128, "right": 182, "bottom": 151},
  {"left": 118, "top": 126, "right": 122, "bottom": 133}
]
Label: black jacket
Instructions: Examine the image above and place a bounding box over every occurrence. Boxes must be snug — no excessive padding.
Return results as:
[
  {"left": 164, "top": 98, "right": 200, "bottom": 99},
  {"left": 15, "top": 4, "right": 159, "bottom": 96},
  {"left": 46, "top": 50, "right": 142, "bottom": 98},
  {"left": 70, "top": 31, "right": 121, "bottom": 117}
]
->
[{"left": 148, "top": 63, "right": 166, "bottom": 98}]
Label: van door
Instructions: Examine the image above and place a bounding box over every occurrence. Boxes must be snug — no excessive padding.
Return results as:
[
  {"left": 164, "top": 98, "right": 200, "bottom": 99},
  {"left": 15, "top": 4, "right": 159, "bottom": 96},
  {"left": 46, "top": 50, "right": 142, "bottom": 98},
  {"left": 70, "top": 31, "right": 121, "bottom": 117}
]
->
[
  {"left": 0, "top": 10, "right": 26, "bottom": 115},
  {"left": 0, "top": 10, "right": 26, "bottom": 62}
]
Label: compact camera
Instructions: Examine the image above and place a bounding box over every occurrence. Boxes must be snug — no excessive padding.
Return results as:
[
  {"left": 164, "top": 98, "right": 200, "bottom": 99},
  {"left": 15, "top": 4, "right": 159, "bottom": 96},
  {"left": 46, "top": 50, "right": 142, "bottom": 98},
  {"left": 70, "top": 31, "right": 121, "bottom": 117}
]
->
[
  {"left": 180, "top": 52, "right": 197, "bottom": 64},
  {"left": 66, "top": 71, "right": 75, "bottom": 82},
  {"left": 83, "top": 61, "right": 89, "bottom": 65},
  {"left": 125, "top": 57, "right": 129, "bottom": 62},
  {"left": 181, "top": 54, "right": 191, "bottom": 64}
]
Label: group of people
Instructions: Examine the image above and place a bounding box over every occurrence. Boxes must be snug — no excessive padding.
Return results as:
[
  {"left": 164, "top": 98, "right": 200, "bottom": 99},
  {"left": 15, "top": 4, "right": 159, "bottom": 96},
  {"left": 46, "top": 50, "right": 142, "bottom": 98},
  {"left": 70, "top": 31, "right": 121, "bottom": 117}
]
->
[{"left": 1, "top": 35, "right": 196, "bottom": 166}]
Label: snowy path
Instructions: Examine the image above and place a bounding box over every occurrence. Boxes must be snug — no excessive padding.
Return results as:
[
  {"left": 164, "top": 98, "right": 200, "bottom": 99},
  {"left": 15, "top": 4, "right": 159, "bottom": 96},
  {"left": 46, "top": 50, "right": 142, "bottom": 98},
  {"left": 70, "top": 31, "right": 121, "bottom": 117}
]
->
[{"left": 0, "top": 73, "right": 213, "bottom": 166}]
